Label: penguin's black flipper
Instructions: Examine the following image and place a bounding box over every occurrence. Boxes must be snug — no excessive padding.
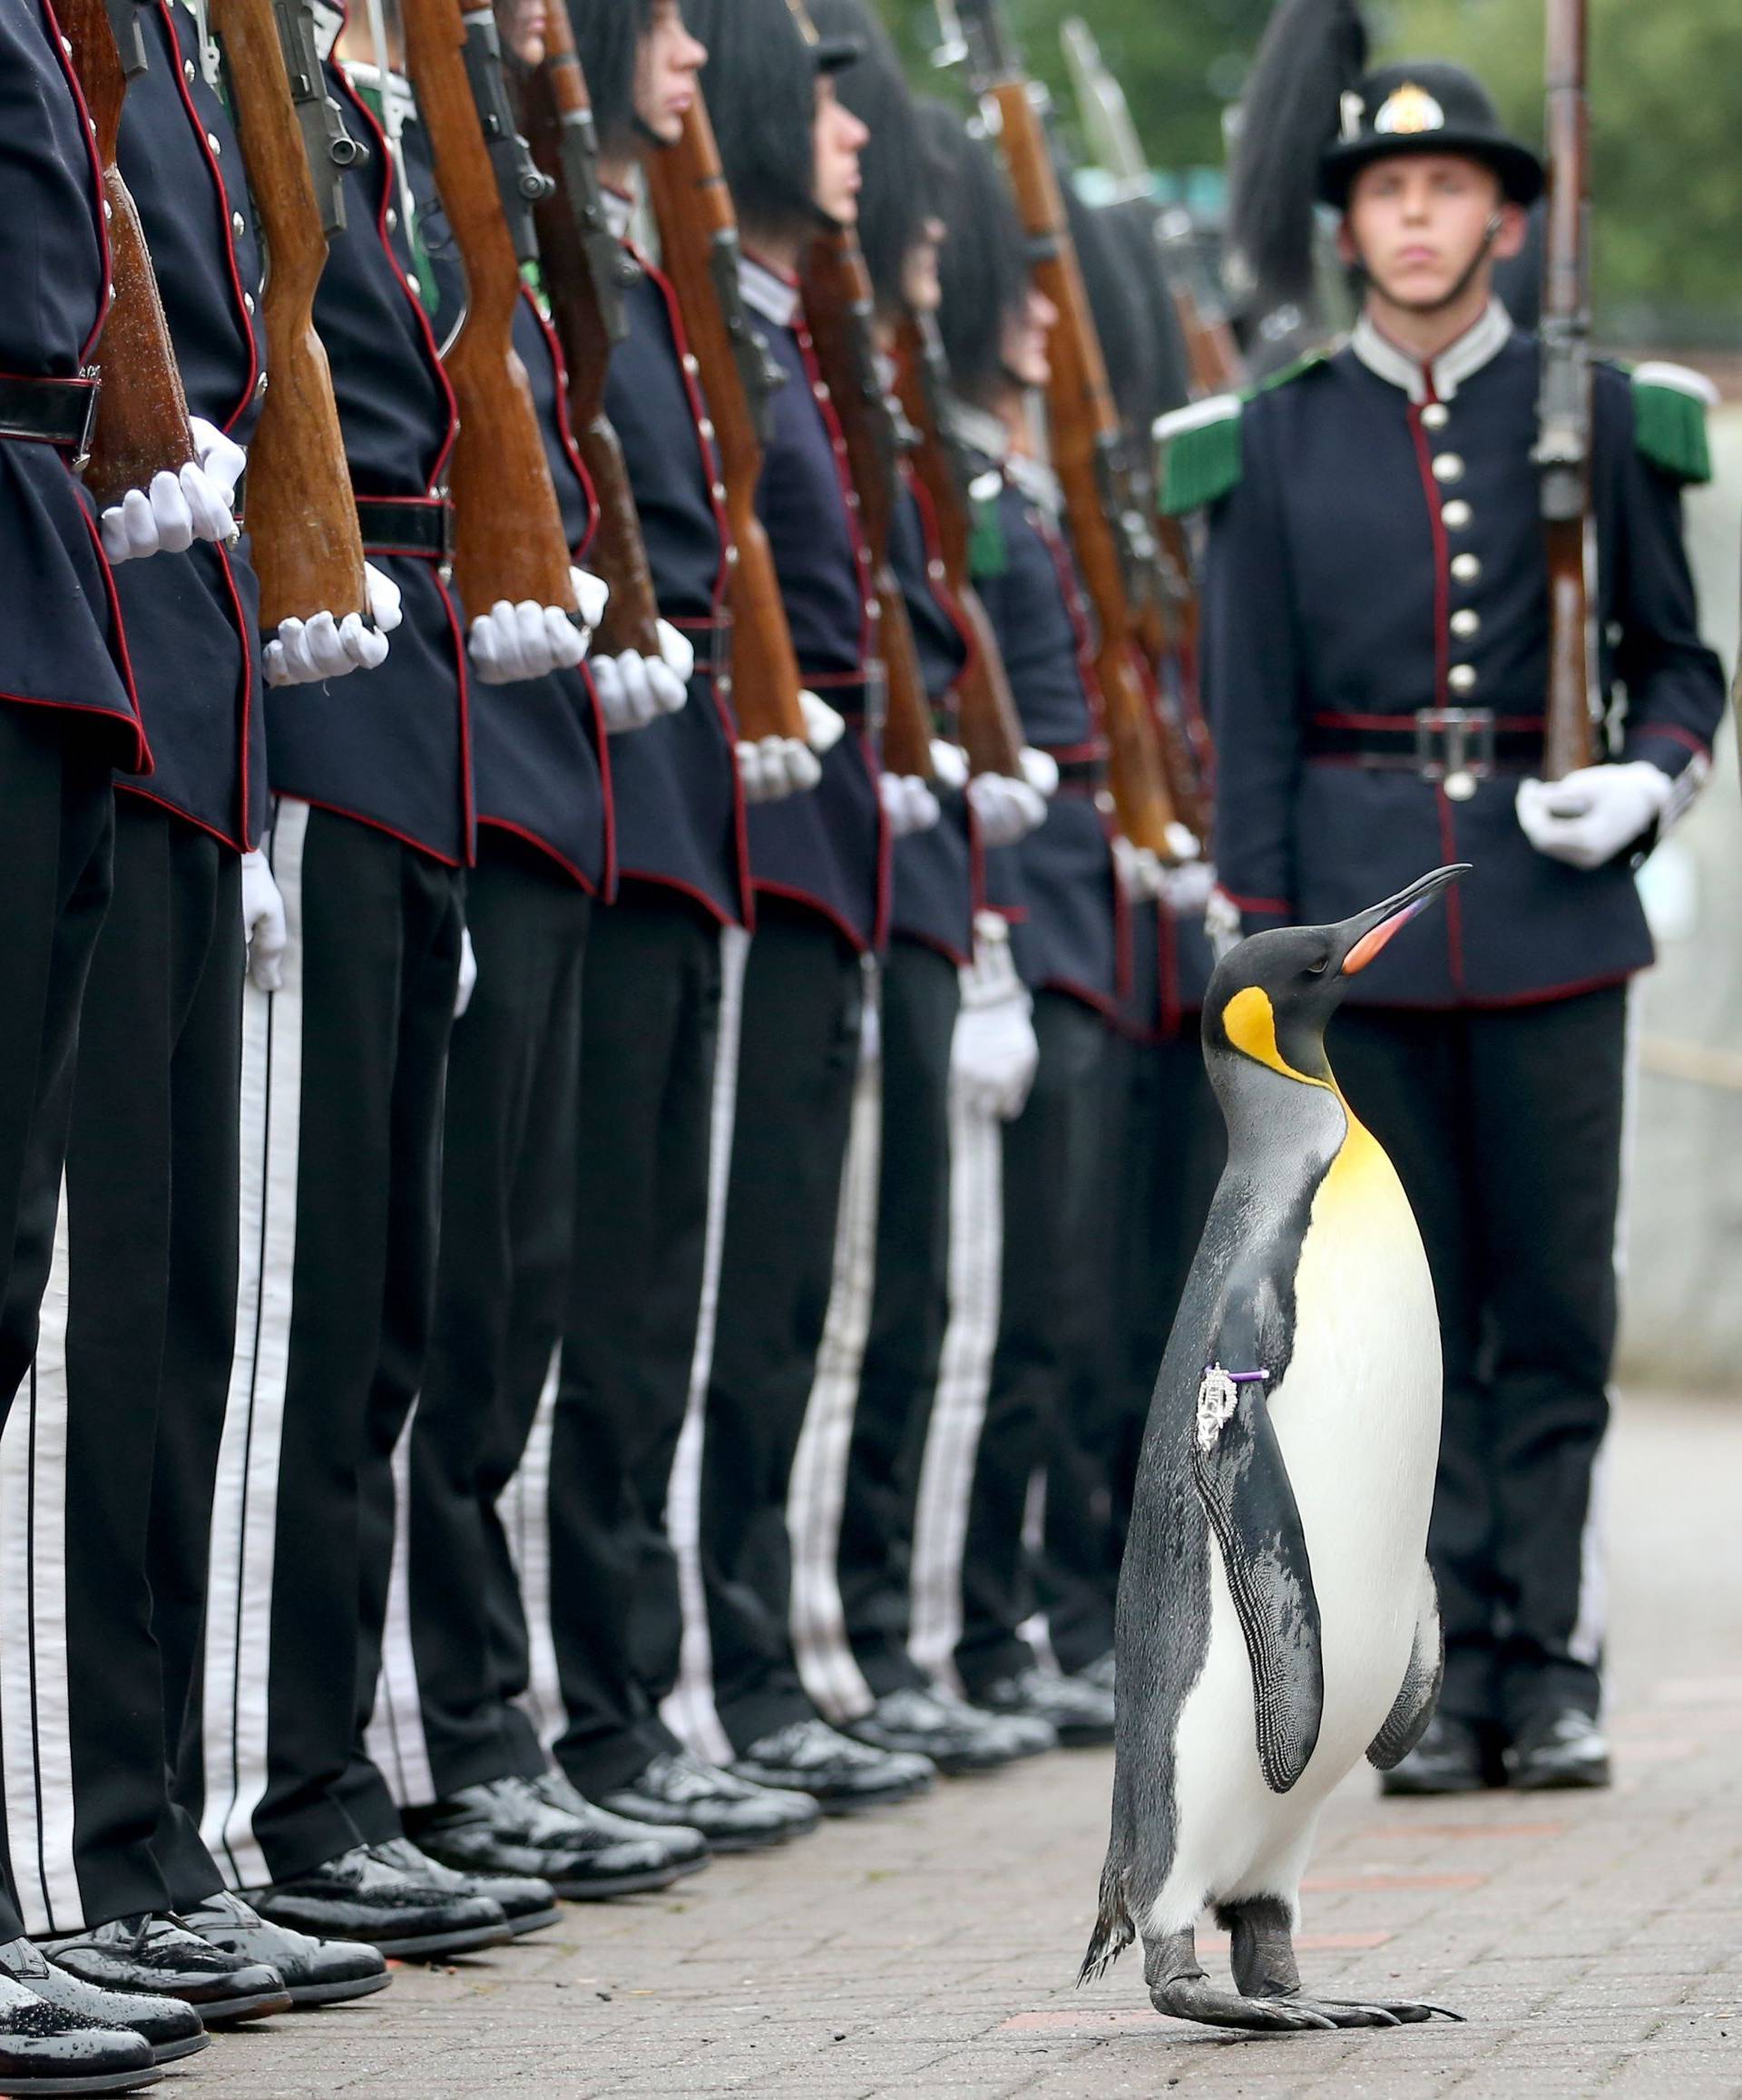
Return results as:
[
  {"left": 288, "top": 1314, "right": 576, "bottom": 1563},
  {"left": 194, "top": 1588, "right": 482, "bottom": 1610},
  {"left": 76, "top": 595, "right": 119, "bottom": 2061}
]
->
[
  {"left": 1367, "top": 1564, "right": 1444, "bottom": 1771},
  {"left": 1191, "top": 1366, "right": 1323, "bottom": 1792}
]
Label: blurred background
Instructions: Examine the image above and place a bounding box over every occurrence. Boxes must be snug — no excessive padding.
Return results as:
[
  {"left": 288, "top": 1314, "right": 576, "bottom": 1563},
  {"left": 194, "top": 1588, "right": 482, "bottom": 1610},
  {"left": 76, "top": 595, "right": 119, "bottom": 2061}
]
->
[{"left": 881, "top": 0, "right": 1742, "bottom": 1389}]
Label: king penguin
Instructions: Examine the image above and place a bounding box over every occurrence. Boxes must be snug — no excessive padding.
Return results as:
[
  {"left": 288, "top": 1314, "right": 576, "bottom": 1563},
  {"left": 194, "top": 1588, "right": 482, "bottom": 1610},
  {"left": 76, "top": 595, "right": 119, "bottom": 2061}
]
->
[{"left": 1079, "top": 865, "right": 1470, "bottom": 2033}]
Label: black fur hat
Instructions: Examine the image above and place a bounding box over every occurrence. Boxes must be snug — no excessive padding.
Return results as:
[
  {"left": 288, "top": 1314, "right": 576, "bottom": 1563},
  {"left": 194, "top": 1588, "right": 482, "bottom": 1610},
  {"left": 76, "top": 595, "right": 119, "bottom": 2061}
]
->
[
  {"left": 927, "top": 101, "right": 1030, "bottom": 406},
  {"left": 1066, "top": 182, "right": 1151, "bottom": 435},
  {"left": 1101, "top": 198, "right": 1193, "bottom": 427},
  {"left": 687, "top": 0, "right": 855, "bottom": 241},
  {"left": 566, "top": 0, "right": 655, "bottom": 157}
]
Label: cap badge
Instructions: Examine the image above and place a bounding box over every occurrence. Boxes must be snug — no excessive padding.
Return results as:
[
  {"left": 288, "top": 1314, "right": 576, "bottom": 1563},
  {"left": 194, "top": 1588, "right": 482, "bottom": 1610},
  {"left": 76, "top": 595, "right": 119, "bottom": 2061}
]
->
[{"left": 1375, "top": 83, "right": 1446, "bottom": 135}]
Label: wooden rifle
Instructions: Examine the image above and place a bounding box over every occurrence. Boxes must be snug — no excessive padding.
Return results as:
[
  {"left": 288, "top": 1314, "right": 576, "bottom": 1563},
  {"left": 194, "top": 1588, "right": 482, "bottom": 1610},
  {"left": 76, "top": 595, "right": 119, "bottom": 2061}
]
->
[
  {"left": 1533, "top": 0, "right": 1598, "bottom": 779},
  {"left": 940, "top": 0, "right": 1193, "bottom": 861},
  {"left": 62, "top": 0, "right": 196, "bottom": 505},
  {"left": 891, "top": 310, "right": 1025, "bottom": 779},
  {"left": 208, "top": 0, "right": 369, "bottom": 627},
  {"left": 401, "top": 0, "right": 577, "bottom": 618},
  {"left": 1156, "top": 207, "right": 1244, "bottom": 400},
  {"left": 798, "top": 226, "right": 935, "bottom": 778},
  {"left": 520, "top": 3, "right": 661, "bottom": 656},
  {"left": 643, "top": 93, "right": 809, "bottom": 742}
]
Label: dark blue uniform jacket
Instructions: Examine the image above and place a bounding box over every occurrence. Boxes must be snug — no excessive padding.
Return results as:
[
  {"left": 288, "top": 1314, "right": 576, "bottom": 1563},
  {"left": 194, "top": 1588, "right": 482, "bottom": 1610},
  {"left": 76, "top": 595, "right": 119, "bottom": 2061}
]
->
[
  {"left": 1200, "top": 311, "right": 1724, "bottom": 1007},
  {"left": 114, "top": 0, "right": 268, "bottom": 848},
  {"left": 603, "top": 234, "right": 749, "bottom": 927},
  {"left": 1, "top": 0, "right": 141, "bottom": 765},
  {"left": 261, "top": 55, "right": 470, "bottom": 865}
]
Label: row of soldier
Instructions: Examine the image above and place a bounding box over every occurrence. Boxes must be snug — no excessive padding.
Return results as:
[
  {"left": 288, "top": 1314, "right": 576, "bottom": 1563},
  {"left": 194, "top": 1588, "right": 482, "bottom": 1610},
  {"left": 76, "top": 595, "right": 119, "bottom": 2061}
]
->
[{"left": 0, "top": 0, "right": 1238, "bottom": 2086}]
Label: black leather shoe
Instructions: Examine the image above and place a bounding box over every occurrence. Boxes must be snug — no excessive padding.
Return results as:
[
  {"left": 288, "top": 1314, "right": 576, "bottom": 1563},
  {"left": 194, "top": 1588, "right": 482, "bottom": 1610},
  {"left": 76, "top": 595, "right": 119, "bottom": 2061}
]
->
[
  {"left": 974, "top": 1666, "right": 1115, "bottom": 1747},
  {"left": 365, "top": 1836, "right": 557, "bottom": 1938},
  {"left": 729, "top": 1718, "right": 935, "bottom": 1814},
  {"left": 0, "top": 1939, "right": 203, "bottom": 2066},
  {"left": 598, "top": 1750, "right": 819, "bottom": 1853},
  {"left": 532, "top": 1769, "right": 712, "bottom": 1884},
  {"left": 0, "top": 1970, "right": 159, "bottom": 2095},
  {"left": 249, "top": 1845, "right": 510, "bottom": 1960},
  {"left": 407, "top": 1773, "right": 700, "bottom": 1900},
  {"left": 1379, "top": 1714, "right": 1489, "bottom": 1796},
  {"left": 38, "top": 1916, "right": 289, "bottom": 2028},
  {"left": 178, "top": 1890, "right": 389, "bottom": 2007},
  {"left": 1506, "top": 1708, "right": 1611, "bottom": 1791},
  {"left": 846, "top": 1686, "right": 1046, "bottom": 1775}
]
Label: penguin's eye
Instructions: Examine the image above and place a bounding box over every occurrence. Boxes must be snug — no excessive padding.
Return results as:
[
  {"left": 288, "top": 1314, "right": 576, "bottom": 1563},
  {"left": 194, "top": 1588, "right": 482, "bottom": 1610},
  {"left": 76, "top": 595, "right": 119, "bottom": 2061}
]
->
[{"left": 1304, "top": 955, "right": 1330, "bottom": 978}]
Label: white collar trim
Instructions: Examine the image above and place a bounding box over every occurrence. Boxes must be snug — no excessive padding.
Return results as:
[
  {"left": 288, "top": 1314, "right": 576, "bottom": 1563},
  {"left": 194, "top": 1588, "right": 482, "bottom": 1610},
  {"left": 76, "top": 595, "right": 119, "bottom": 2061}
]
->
[
  {"left": 947, "top": 400, "right": 1013, "bottom": 464},
  {"left": 1350, "top": 298, "right": 1513, "bottom": 403},
  {"left": 739, "top": 256, "right": 799, "bottom": 328},
  {"left": 603, "top": 186, "right": 635, "bottom": 243}
]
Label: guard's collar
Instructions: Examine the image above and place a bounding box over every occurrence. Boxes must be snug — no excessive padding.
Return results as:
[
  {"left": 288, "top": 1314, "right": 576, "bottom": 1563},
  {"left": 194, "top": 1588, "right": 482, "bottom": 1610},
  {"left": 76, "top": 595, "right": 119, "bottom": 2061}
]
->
[
  {"left": 948, "top": 400, "right": 1012, "bottom": 465},
  {"left": 1349, "top": 297, "right": 1512, "bottom": 403},
  {"left": 1006, "top": 449, "right": 1062, "bottom": 517},
  {"left": 340, "top": 56, "right": 419, "bottom": 132},
  {"left": 739, "top": 255, "right": 800, "bottom": 328},
  {"left": 603, "top": 185, "right": 635, "bottom": 243}
]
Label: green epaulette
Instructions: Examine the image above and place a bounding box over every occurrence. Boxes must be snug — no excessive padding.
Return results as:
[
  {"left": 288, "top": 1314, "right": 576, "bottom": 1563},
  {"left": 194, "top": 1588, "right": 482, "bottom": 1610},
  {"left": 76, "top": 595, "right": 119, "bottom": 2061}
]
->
[
  {"left": 967, "top": 468, "right": 1008, "bottom": 582},
  {"left": 1625, "top": 362, "right": 1717, "bottom": 485},
  {"left": 1154, "top": 351, "right": 1328, "bottom": 516}
]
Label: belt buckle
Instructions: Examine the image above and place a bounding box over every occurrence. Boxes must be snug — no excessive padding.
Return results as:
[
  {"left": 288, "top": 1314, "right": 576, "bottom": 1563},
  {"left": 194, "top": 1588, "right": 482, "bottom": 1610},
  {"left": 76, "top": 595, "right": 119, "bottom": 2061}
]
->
[
  {"left": 1414, "top": 707, "right": 1494, "bottom": 801},
  {"left": 861, "top": 659, "right": 888, "bottom": 740},
  {"left": 73, "top": 369, "right": 102, "bottom": 475},
  {"left": 432, "top": 484, "right": 455, "bottom": 581},
  {"left": 711, "top": 616, "right": 732, "bottom": 686}
]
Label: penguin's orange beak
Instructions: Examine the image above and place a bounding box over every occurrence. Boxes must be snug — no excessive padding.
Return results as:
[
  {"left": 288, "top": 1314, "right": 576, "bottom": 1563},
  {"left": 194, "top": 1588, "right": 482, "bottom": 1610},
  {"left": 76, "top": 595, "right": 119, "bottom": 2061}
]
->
[{"left": 1337, "top": 864, "right": 1471, "bottom": 977}]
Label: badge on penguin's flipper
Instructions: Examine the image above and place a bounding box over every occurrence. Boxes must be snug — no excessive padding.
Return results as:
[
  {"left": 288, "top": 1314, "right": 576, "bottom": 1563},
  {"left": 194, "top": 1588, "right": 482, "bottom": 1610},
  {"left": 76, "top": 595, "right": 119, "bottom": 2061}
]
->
[{"left": 1191, "top": 1364, "right": 1323, "bottom": 1793}]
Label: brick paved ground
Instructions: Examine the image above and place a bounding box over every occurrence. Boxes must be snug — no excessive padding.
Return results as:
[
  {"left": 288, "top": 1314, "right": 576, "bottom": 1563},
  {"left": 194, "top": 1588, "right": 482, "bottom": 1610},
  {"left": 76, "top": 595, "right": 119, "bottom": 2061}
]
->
[{"left": 177, "top": 1391, "right": 1742, "bottom": 2100}]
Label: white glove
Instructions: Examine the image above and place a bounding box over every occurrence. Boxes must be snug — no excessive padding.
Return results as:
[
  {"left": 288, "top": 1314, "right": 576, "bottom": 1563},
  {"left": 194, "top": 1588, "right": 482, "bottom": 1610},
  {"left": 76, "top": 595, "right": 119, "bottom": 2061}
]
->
[
  {"left": 468, "top": 597, "right": 588, "bottom": 685},
  {"left": 929, "top": 738, "right": 970, "bottom": 792},
  {"left": 880, "top": 771, "right": 941, "bottom": 839},
  {"left": 968, "top": 769, "right": 1049, "bottom": 849},
  {"left": 952, "top": 918, "right": 1038, "bottom": 1120},
  {"left": 240, "top": 849, "right": 287, "bottom": 993},
  {"left": 798, "top": 689, "right": 847, "bottom": 754},
  {"left": 1018, "top": 746, "right": 1060, "bottom": 799},
  {"left": 591, "top": 619, "right": 692, "bottom": 733},
  {"left": 262, "top": 562, "right": 400, "bottom": 687},
  {"left": 100, "top": 419, "right": 240, "bottom": 562},
  {"left": 454, "top": 924, "right": 477, "bottom": 1019},
  {"left": 1112, "top": 833, "right": 1165, "bottom": 903},
  {"left": 1205, "top": 883, "right": 1244, "bottom": 961},
  {"left": 737, "top": 735, "right": 821, "bottom": 804},
  {"left": 573, "top": 567, "right": 611, "bottom": 633},
  {"left": 190, "top": 415, "right": 246, "bottom": 507},
  {"left": 1159, "top": 857, "right": 1218, "bottom": 915},
  {"left": 1516, "top": 761, "right": 1670, "bottom": 871}
]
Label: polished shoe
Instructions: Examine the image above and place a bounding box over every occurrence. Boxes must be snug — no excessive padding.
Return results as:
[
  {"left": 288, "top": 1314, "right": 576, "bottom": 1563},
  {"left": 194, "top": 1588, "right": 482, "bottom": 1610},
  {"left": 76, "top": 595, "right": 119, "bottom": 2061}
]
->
[
  {"left": 1379, "top": 1714, "right": 1489, "bottom": 1796},
  {"left": 249, "top": 1844, "right": 510, "bottom": 1960},
  {"left": 0, "top": 1939, "right": 203, "bottom": 2066},
  {"left": 846, "top": 1685, "right": 1043, "bottom": 1775},
  {"left": 408, "top": 1773, "right": 701, "bottom": 1901},
  {"left": 598, "top": 1749, "right": 819, "bottom": 1853},
  {"left": 0, "top": 1969, "right": 159, "bottom": 2096},
  {"left": 1075, "top": 1650, "right": 1116, "bottom": 1695},
  {"left": 1506, "top": 1707, "right": 1612, "bottom": 1791},
  {"left": 178, "top": 1889, "right": 389, "bottom": 2007},
  {"left": 729, "top": 1718, "right": 934, "bottom": 1815},
  {"left": 39, "top": 1915, "right": 289, "bottom": 2028},
  {"left": 930, "top": 1684, "right": 1057, "bottom": 1760},
  {"left": 365, "top": 1837, "right": 557, "bottom": 1938},
  {"left": 531, "top": 1769, "right": 711, "bottom": 1882},
  {"left": 975, "top": 1665, "right": 1115, "bottom": 1748}
]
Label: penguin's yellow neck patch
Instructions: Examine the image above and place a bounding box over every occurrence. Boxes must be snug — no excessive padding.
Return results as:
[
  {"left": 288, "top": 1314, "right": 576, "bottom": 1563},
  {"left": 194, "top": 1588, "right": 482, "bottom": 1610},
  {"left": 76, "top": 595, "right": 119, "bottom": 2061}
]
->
[{"left": 1221, "top": 986, "right": 1329, "bottom": 1089}]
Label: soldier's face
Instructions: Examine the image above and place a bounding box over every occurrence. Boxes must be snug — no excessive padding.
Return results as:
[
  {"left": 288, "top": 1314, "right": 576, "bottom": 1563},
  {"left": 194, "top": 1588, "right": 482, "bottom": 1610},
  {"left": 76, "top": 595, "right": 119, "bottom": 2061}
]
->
[
  {"left": 902, "top": 219, "right": 945, "bottom": 314},
  {"left": 1340, "top": 155, "right": 1523, "bottom": 309},
  {"left": 813, "top": 76, "right": 868, "bottom": 228},
  {"left": 999, "top": 285, "right": 1057, "bottom": 391},
  {"left": 499, "top": 0, "right": 545, "bottom": 66},
  {"left": 633, "top": 0, "right": 706, "bottom": 146}
]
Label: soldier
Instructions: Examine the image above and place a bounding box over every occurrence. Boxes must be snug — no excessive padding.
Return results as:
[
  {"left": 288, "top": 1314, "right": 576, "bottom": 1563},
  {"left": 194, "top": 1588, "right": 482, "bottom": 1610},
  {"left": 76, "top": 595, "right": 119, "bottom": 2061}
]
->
[{"left": 1174, "top": 2, "right": 1724, "bottom": 1792}]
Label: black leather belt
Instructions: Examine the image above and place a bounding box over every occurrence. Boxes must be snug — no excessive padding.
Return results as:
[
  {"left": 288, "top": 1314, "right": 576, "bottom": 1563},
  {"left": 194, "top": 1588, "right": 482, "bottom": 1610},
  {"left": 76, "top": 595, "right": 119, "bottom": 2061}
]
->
[
  {"left": 0, "top": 372, "right": 101, "bottom": 463},
  {"left": 1305, "top": 708, "right": 1542, "bottom": 792},
  {"left": 804, "top": 667, "right": 880, "bottom": 733},
  {"left": 1039, "top": 740, "right": 1111, "bottom": 801},
  {"left": 354, "top": 493, "right": 453, "bottom": 562},
  {"left": 670, "top": 612, "right": 732, "bottom": 684}
]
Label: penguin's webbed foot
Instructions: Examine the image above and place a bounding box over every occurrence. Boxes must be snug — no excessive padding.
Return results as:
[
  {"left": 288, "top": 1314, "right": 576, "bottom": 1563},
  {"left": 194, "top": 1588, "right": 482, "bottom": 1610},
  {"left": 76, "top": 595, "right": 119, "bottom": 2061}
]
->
[
  {"left": 1148, "top": 1976, "right": 1338, "bottom": 2032},
  {"left": 1304, "top": 1996, "right": 1463, "bottom": 2026}
]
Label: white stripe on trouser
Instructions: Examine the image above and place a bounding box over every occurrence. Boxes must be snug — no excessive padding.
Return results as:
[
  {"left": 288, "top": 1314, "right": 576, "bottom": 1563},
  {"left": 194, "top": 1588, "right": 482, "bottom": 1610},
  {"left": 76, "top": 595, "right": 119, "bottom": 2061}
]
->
[
  {"left": 201, "top": 796, "right": 308, "bottom": 1891},
  {"left": 788, "top": 987, "right": 882, "bottom": 1724},
  {"left": 0, "top": 1180, "right": 84, "bottom": 1934},
  {"left": 907, "top": 1089, "right": 1004, "bottom": 1690},
  {"left": 364, "top": 1401, "right": 436, "bottom": 1808},
  {"left": 659, "top": 923, "right": 748, "bottom": 1767},
  {"left": 501, "top": 1342, "right": 565, "bottom": 1756}
]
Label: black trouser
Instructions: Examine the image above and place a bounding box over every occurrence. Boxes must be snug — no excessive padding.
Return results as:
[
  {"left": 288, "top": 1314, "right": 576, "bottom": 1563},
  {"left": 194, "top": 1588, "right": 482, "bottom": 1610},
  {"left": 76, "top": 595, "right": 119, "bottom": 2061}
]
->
[
  {"left": 1039, "top": 1029, "right": 1223, "bottom": 1673},
  {"left": 837, "top": 940, "right": 960, "bottom": 1700},
  {"left": 954, "top": 991, "right": 1107, "bottom": 1696},
  {"left": 700, "top": 902, "right": 863, "bottom": 1752},
  {"left": 1331, "top": 989, "right": 1628, "bottom": 1734},
  {"left": 534, "top": 888, "right": 723, "bottom": 1794},
  {"left": 365, "top": 836, "right": 591, "bottom": 1810},
  {"left": 0, "top": 802, "right": 237, "bottom": 1936},
  {"left": 189, "top": 802, "right": 462, "bottom": 1886}
]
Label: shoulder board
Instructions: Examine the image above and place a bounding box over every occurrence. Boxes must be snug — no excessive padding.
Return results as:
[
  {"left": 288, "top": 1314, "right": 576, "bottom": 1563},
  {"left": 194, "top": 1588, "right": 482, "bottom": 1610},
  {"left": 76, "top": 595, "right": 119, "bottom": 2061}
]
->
[
  {"left": 967, "top": 471, "right": 1008, "bottom": 582},
  {"left": 1626, "top": 361, "right": 1718, "bottom": 485},
  {"left": 1155, "top": 353, "right": 1329, "bottom": 516}
]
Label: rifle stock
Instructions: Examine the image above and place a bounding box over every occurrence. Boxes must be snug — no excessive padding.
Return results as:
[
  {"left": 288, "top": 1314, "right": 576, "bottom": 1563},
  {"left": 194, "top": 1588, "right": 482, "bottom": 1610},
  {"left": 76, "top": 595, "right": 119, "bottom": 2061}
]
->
[
  {"left": 644, "top": 96, "right": 808, "bottom": 742},
  {"left": 522, "top": 7, "right": 661, "bottom": 657},
  {"left": 798, "top": 227, "right": 935, "bottom": 780},
  {"left": 402, "top": 0, "right": 577, "bottom": 618},
  {"left": 209, "top": 0, "right": 367, "bottom": 629},
  {"left": 61, "top": 0, "right": 195, "bottom": 507},
  {"left": 891, "top": 312, "right": 1025, "bottom": 779},
  {"left": 1534, "top": 0, "right": 1598, "bottom": 780}
]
